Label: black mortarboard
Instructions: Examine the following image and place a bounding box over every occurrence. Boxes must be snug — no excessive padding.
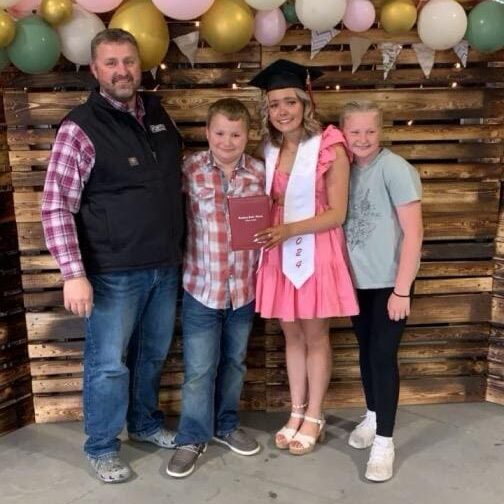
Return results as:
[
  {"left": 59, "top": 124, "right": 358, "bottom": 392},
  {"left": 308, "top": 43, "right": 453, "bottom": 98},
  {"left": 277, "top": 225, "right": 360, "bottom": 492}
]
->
[{"left": 249, "top": 59, "right": 323, "bottom": 92}]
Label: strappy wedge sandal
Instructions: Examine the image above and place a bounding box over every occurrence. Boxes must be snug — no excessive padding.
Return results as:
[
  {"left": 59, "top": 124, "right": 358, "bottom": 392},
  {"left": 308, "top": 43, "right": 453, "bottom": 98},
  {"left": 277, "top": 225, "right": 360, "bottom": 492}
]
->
[
  {"left": 288, "top": 414, "right": 326, "bottom": 455},
  {"left": 275, "top": 403, "right": 306, "bottom": 450}
]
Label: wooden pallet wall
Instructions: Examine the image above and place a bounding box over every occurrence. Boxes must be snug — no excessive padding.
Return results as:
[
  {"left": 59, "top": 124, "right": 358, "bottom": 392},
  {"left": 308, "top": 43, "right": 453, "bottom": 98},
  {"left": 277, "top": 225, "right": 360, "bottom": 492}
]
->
[
  {"left": 0, "top": 114, "right": 33, "bottom": 434},
  {"left": 1, "top": 21, "right": 503, "bottom": 422}
]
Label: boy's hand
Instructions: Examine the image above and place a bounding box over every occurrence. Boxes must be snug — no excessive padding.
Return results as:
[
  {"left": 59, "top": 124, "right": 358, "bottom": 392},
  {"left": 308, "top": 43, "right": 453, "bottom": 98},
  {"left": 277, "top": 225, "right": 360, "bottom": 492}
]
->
[
  {"left": 64, "top": 277, "right": 94, "bottom": 318},
  {"left": 387, "top": 292, "right": 410, "bottom": 321},
  {"left": 254, "top": 224, "right": 292, "bottom": 250}
]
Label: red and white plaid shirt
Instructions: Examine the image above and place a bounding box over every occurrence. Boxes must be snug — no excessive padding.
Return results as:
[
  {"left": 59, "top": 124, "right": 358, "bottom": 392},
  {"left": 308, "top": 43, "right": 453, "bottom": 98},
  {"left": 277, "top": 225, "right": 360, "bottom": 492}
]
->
[
  {"left": 183, "top": 150, "right": 265, "bottom": 310},
  {"left": 41, "top": 92, "right": 146, "bottom": 280}
]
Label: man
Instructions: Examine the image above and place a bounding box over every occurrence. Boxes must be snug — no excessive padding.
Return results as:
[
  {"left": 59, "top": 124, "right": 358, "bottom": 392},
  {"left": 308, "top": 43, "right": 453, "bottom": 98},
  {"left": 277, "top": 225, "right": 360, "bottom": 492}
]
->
[{"left": 42, "top": 29, "right": 184, "bottom": 483}]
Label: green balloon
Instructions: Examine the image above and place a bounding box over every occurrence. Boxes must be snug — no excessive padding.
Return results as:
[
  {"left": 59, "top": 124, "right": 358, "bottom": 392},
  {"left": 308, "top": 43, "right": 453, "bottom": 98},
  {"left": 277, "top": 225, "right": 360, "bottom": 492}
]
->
[
  {"left": 281, "top": 0, "right": 298, "bottom": 24},
  {"left": 466, "top": 0, "right": 504, "bottom": 53},
  {"left": 7, "top": 15, "right": 61, "bottom": 74},
  {"left": 0, "top": 48, "right": 9, "bottom": 73}
]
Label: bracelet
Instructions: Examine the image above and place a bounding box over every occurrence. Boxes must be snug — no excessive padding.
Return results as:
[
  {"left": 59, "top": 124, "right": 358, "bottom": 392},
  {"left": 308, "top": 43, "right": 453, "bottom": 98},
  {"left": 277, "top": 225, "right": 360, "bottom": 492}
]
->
[{"left": 393, "top": 291, "right": 410, "bottom": 298}]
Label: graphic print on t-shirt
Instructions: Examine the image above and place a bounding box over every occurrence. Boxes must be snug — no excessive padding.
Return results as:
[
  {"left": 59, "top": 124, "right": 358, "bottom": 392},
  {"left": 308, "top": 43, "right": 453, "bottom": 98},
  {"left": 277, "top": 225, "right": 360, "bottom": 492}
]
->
[{"left": 345, "top": 188, "right": 381, "bottom": 251}]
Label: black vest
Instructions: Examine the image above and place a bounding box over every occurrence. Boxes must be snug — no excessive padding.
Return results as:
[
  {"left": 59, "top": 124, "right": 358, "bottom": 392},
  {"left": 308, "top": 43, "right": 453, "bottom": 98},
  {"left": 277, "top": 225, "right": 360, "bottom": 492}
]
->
[{"left": 66, "top": 91, "right": 184, "bottom": 273}]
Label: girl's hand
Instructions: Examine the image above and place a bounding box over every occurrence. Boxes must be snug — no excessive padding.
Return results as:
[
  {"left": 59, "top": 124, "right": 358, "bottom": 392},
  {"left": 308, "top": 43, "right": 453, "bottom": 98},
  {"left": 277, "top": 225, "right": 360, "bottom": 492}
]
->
[
  {"left": 387, "top": 292, "right": 410, "bottom": 321},
  {"left": 254, "top": 224, "right": 292, "bottom": 250}
]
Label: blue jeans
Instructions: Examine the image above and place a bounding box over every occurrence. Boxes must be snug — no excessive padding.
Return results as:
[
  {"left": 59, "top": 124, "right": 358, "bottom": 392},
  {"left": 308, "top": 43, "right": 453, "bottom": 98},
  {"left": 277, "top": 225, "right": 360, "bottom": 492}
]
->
[
  {"left": 83, "top": 266, "right": 179, "bottom": 459},
  {"left": 174, "top": 291, "right": 255, "bottom": 445}
]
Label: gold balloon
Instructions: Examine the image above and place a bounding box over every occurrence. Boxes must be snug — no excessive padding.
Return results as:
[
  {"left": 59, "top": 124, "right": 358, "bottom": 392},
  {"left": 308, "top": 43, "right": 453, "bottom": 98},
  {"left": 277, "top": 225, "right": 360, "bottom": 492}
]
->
[
  {"left": 110, "top": 0, "right": 169, "bottom": 71},
  {"left": 40, "top": 0, "right": 73, "bottom": 26},
  {"left": 0, "top": 10, "right": 15, "bottom": 48},
  {"left": 380, "top": 0, "right": 417, "bottom": 34},
  {"left": 201, "top": 0, "right": 253, "bottom": 54}
]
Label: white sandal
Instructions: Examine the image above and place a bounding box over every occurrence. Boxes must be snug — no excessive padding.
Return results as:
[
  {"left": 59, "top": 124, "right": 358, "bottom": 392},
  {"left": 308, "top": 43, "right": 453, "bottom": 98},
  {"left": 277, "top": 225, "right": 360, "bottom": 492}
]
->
[
  {"left": 288, "top": 414, "right": 326, "bottom": 455},
  {"left": 275, "top": 402, "right": 307, "bottom": 450}
]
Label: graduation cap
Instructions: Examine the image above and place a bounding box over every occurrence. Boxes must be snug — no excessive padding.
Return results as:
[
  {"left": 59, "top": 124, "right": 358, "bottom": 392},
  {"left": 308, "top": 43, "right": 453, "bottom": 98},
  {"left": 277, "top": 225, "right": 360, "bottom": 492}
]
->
[{"left": 249, "top": 59, "right": 323, "bottom": 92}]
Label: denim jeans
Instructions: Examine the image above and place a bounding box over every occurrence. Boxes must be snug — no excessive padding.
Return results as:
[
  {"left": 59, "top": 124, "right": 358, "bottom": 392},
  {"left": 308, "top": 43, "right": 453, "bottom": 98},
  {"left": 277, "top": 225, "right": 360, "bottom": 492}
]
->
[
  {"left": 174, "top": 291, "right": 255, "bottom": 445},
  {"left": 83, "top": 266, "right": 179, "bottom": 459}
]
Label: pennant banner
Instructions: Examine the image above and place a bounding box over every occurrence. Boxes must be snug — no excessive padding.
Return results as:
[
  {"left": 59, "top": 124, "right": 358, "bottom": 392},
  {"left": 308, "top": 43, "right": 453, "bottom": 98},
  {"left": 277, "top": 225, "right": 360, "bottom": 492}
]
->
[
  {"left": 311, "top": 28, "right": 340, "bottom": 60},
  {"left": 453, "top": 39, "right": 469, "bottom": 68},
  {"left": 413, "top": 43, "right": 435, "bottom": 78},
  {"left": 173, "top": 30, "right": 200, "bottom": 67},
  {"left": 349, "top": 36, "right": 372, "bottom": 74},
  {"left": 378, "top": 42, "right": 402, "bottom": 79},
  {"left": 150, "top": 67, "right": 158, "bottom": 80}
]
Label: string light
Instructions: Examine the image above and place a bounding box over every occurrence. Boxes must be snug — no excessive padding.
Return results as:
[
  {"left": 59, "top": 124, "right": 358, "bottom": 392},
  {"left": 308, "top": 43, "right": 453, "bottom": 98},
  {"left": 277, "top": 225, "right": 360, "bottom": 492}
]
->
[
  {"left": 451, "top": 82, "right": 458, "bottom": 88},
  {"left": 160, "top": 63, "right": 167, "bottom": 70},
  {"left": 195, "top": 21, "right": 200, "bottom": 27},
  {"left": 454, "top": 62, "right": 461, "bottom": 69},
  {"left": 335, "top": 84, "right": 341, "bottom": 91},
  {"left": 232, "top": 83, "right": 238, "bottom": 90},
  {"left": 407, "top": 120, "right": 414, "bottom": 126}
]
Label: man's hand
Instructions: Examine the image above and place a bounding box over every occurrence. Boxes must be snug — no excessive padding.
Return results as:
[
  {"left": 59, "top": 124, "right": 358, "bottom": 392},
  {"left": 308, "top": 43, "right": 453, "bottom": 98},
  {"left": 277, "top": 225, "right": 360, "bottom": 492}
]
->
[{"left": 63, "top": 277, "right": 93, "bottom": 317}]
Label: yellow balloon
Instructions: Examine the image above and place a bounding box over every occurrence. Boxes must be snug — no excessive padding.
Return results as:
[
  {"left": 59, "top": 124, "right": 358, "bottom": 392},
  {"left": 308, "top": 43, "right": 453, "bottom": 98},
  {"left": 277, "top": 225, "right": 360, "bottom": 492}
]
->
[
  {"left": 0, "top": 10, "right": 15, "bottom": 48},
  {"left": 110, "top": 0, "right": 169, "bottom": 71},
  {"left": 40, "top": 0, "right": 73, "bottom": 26},
  {"left": 380, "top": 0, "right": 417, "bottom": 34},
  {"left": 201, "top": 0, "right": 253, "bottom": 54}
]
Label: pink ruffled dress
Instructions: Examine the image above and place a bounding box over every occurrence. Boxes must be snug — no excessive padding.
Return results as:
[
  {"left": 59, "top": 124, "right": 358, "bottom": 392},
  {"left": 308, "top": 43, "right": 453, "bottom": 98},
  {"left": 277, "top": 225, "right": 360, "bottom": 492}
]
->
[{"left": 255, "top": 126, "right": 359, "bottom": 321}]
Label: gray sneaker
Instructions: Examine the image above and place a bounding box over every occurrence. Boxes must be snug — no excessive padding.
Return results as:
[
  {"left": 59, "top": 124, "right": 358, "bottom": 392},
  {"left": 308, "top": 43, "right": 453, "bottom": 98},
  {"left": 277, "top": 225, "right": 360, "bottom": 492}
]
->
[
  {"left": 88, "top": 454, "right": 132, "bottom": 483},
  {"left": 129, "top": 427, "right": 176, "bottom": 449},
  {"left": 166, "top": 443, "right": 207, "bottom": 478},
  {"left": 213, "top": 428, "right": 260, "bottom": 456}
]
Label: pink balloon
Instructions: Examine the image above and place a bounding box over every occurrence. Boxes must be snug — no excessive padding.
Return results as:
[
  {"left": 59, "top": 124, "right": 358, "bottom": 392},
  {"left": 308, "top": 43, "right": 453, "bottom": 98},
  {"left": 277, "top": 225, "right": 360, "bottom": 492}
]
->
[
  {"left": 254, "top": 8, "right": 287, "bottom": 46},
  {"left": 152, "top": 0, "right": 215, "bottom": 20},
  {"left": 75, "top": 0, "right": 123, "bottom": 14},
  {"left": 343, "top": 0, "right": 376, "bottom": 33},
  {"left": 8, "top": 0, "right": 41, "bottom": 19}
]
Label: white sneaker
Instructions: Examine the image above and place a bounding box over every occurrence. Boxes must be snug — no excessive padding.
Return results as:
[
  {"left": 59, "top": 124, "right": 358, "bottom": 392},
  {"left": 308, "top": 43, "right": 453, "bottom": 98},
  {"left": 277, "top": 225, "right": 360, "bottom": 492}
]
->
[
  {"left": 365, "top": 441, "right": 395, "bottom": 482},
  {"left": 348, "top": 411, "right": 376, "bottom": 449}
]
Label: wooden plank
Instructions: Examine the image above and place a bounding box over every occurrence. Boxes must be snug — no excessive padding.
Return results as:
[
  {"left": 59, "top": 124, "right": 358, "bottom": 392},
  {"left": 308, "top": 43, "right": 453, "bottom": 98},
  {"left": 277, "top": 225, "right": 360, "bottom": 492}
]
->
[
  {"left": 417, "top": 261, "right": 494, "bottom": 278},
  {"left": 423, "top": 213, "right": 497, "bottom": 240},
  {"left": 486, "top": 377, "right": 504, "bottom": 405},
  {"left": 421, "top": 241, "right": 494, "bottom": 260},
  {"left": 267, "top": 376, "right": 486, "bottom": 410},
  {"left": 415, "top": 277, "right": 492, "bottom": 295},
  {"left": 20, "top": 254, "right": 58, "bottom": 271},
  {"left": 26, "top": 310, "right": 84, "bottom": 341}
]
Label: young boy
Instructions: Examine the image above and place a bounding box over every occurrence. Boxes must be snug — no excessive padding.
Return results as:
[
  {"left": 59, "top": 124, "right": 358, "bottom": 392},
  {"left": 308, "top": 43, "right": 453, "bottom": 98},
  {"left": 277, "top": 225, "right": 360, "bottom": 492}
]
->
[
  {"left": 341, "top": 101, "right": 423, "bottom": 482},
  {"left": 166, "top": 99, "right": 264, "bottom": 479}
]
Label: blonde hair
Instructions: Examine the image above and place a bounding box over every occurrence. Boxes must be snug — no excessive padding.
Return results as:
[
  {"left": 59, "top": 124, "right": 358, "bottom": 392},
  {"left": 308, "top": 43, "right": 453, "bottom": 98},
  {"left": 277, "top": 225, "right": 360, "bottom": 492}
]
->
[
  {"left": 260, "top": 88, "right": 322, "bottom": 147},
  {"left": 339, "top": 100, "right": 383, "bottom": 129},
  {"left": 207, "top": 98, "right": 251, "bottom": 130}
]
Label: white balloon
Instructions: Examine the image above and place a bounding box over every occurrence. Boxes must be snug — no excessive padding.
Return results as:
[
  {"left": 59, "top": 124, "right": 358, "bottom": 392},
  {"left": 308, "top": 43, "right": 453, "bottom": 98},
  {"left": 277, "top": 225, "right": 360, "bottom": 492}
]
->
[
  {"left": 295, "top": 0, "right": 347, "bottom": 32},
  {"left": 245, "top": 0, "right": 284, "bottom": 9},
  {"left": 57, "top": 5, "right": 105, "bottom": 66},
  {"left": 0, "top": 0, "right": 21, "bottom": 8},
  {"left": 418, "top": 0, "right": 467, "bottom": 50}
]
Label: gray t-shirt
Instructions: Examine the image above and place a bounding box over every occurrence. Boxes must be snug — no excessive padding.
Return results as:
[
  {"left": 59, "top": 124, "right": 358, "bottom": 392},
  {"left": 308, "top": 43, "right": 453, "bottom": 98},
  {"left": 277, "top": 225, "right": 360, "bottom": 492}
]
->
[{"left": 343, "top": 148, "right": 422, "bottom": 289}]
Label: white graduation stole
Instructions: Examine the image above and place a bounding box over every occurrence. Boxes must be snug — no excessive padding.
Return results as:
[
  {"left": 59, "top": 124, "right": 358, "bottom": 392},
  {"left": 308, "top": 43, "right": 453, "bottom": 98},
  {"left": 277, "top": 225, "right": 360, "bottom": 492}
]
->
[{"left": 264, "top": 134, "right": 321, "bottom": 288}]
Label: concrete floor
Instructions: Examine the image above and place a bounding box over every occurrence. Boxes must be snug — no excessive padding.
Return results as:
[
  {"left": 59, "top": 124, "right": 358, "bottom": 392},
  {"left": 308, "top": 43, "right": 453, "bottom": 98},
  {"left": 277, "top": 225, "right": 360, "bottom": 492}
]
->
[{"left": 1, "top": 403, "right": 503, "bottom": 504}]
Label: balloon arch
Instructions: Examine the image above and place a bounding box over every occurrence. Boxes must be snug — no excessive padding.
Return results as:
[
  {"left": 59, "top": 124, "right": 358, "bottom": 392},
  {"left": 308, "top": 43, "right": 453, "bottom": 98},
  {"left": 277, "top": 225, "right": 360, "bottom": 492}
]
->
[{"left": 0, "top": 0, "right": 503, "bottom": 75}]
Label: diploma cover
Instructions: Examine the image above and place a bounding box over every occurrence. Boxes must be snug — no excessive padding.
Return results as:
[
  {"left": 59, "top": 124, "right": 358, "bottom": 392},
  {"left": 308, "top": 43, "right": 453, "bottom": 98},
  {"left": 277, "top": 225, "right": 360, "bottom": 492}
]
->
[{"left": 227, "top": 195, "right": 271, "bottom": 251}]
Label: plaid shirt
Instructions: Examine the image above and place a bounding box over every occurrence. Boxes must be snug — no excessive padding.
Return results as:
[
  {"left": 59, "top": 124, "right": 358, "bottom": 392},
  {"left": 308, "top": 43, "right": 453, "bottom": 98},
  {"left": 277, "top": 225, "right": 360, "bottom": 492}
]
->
[
  {"left": 41, "top": 93, "right": 146, "bottom": 280},
  {"left": 183, "top": 150, "right": 265, "bottom": 310}
]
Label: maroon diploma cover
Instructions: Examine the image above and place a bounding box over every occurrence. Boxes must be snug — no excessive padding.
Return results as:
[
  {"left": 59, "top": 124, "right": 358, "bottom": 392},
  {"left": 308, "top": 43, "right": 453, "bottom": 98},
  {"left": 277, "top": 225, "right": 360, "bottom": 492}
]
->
[{"left": 227, "top": 195, "right": 271, "bottom": 251}]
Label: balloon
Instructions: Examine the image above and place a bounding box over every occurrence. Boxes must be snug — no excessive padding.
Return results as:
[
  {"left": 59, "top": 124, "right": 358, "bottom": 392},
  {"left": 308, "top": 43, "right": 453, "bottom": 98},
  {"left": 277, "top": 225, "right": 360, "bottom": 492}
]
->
[
  {"left": 200, "top": 0, "right": 254, "bottom": 54},
  {"left": 40, "top": 0, "right": 73, "bottom": 26},
  {"left": 380, "top": 0, "right": 416, "bottom": 34},
  {"left": 75, "top": 0, "right": 122, "bottom": 13},
  {"left": 152, "top": 0, "right": 214, "bottom": 20},
  {"left": 254, "top": 8, "right": 286, "bottom": 46},
  {"left": 465, "top": 0, "right": 504, "bottom": 54},
  {"left": 0, "top": 10, "right": 16, "bottom": 47},
  {"left": 7, "top": 15, "right": 60, "bottom": 74},
  {"left": 57, "top": 4, "right": 105, "bottom": 65},
  {"left": 418, "top": 0, "right": 467, "bottom": 50},
  {"left": 281, "top": 0, "right": 298, "bottom": 24},
  {"left": 343, "top": 0, "right": 375, "bottom": 33},
  {"left": 245, "top": 0, "right": 284, "bottom": 9},
  {"left": 109, "top": 0, "right": 169, "bottom": 71},
  {"left": 0, "top": 47, "right": 9, "bottom": 71},
  {"left": 8, "top": 0, "right": 41, "bottom": 18},
  {"left": 0, "top": 1, "right": 20, "bottom": 7},
  {"left": 295, "top": 0, "right": 347, "bottom": 32}
]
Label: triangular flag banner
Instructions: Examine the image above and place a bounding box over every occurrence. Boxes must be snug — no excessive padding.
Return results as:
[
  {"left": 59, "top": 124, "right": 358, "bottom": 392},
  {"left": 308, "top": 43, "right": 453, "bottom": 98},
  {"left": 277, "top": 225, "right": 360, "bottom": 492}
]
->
[
  {"left": 378, "top": 42, "right": 402, "bottom": 79},
  {"left": 173, "top": 31, "right": 200, "bottom": 67},
  {"left": 311, "top": 28, "right": 340, "bottom": 60},
  {"left": 150, "top": 67, "right": 158, "bottom": 80},
  {"left": 75, "top": 64, "right": 80, "bottom": 73},
  {"left": 453, "top": 40, "right": 469, "bottom": 68},
  {"left": 413, "top": 43, "right": 435, "bottom": 78},
  {"left": 350, "top": 36, "right": 372, "bottom": 74}
]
